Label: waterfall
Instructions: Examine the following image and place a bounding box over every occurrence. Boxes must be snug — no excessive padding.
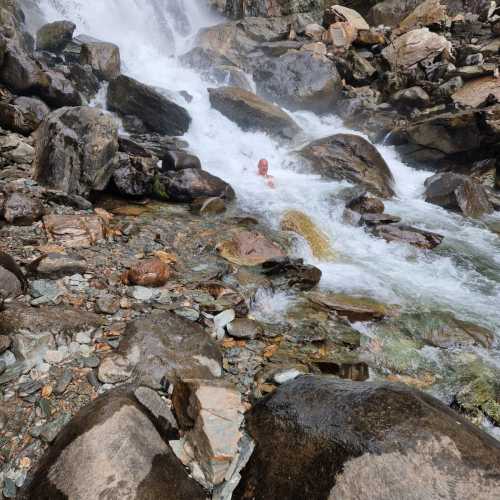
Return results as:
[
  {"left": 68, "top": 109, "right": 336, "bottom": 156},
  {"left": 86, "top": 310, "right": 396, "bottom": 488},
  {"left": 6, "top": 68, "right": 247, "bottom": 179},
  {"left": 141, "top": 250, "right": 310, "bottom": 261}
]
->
[{"left": 33, "top": 0, "right": 500, "bottom": 335}]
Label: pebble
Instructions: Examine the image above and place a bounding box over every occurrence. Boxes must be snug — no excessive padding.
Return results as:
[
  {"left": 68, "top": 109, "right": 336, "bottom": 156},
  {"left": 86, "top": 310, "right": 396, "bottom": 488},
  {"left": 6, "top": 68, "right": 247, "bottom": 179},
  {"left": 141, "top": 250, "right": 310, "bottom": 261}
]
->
[
  {"left": 44, "top": 349, "right": 67, "bottom": 365},
  {"left": 0, "top": 350, "right": 16, "bottom": 367},
  {"left": 30, "top": 279, "right": 62, "bottom": 304},
  {"left": 18, "top": 380, "right": 42, "bottom": 397},
  {"left": 95, "top": 294, "right": 120, "bottom": 314},
  {"left": 75, "top": 330, "right": 92, "bottom": 344},
  {"left": 214, "top": 309, "right": 235, "bottom": 332},
  {"left": 87, "top": 370, "right": 101, "bottom": 389},
  {"left": 83, "top": 354, "right": 100, "bottom": 369},
  {"left": 31, "top": 413, "right": 72, "bottom": 443},
  {"left": 174, "top": 307, "right": 200, "bottom": 321},
  {"left": 128, "top": 286, "right": 159, "bottom": 302},
  {"left": 227, "top": 319, "right": 263, "bottom": 340}
]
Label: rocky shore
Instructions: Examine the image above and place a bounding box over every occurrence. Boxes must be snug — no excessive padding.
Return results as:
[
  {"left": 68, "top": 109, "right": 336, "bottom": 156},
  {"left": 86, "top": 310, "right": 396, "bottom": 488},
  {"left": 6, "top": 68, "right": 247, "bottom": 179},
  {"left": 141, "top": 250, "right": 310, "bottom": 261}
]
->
[{"left": 0, "top": 0, "right": 499, "bottom": 498}]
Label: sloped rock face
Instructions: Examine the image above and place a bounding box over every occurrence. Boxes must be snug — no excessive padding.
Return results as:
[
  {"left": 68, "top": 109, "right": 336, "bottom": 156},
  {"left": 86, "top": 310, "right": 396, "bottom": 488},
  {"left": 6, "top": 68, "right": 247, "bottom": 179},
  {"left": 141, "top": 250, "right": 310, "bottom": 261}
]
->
[
  {"left": 208, "top": 86, "right": 301, "bottom": 139},
  {"left": 235, "top": 375, "right": 500, "bottom": 500},
  {"left": 300, "top": 134, "right": 395, "bottom": 198},
  {"left": 254, "top": 50, "right": 342, "bottom": 113},
  {"left": 80, "top": 41, "right": 121, "bottom": 80},
  {"left": 33, "top": 106, "right": 119, "bottom": 198},
  {"left": 20, "top": 388, "right": 205, "bottom": 500},
  {"left": 97, "top": 311, "right": 223, "bottom": 388},
  {"left": 107, "top": 75, "right": 191, "bottom": 135}
]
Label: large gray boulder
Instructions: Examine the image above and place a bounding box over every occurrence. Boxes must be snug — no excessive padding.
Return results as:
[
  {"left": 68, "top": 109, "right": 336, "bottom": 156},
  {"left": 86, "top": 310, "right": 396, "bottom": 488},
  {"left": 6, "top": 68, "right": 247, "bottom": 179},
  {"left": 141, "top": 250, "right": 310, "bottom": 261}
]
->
[
  {"left": 33, "top": 106, "right": 119, "bottom": 198},
  {"left": 235, "top": 375, "right": 500, "bottom": 500},
  {"left": 208, "top": 86, "right": 301, "bottom": 139},
  {"left": 254, "top": 50, "right": 342, "bottom": 113},
  {"left": 97, "top": 311, "right": 223, "bottom": 388},
  {"left": 300, "top": 134, "right": 395, "bottom": 198},
  {"left": 19, "top": 388, "right": 205, "bottom": 500},
  {"left": 107, "top": 75, "right": 191, "bottom": 135}
]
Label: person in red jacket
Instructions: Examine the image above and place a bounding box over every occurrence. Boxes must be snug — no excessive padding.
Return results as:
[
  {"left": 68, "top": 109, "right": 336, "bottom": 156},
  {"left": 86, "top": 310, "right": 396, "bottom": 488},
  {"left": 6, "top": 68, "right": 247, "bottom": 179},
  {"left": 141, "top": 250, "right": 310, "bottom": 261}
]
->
[{"left": 257, "top": 159, "right": 275, "bottom": 189}]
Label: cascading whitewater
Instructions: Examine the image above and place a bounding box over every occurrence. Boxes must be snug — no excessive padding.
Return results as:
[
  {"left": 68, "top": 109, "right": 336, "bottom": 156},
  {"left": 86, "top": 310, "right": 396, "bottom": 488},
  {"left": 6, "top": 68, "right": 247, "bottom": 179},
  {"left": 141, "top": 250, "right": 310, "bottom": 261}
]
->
[{"left": 33, "top": 0, "right": 500, "bottom": 336}]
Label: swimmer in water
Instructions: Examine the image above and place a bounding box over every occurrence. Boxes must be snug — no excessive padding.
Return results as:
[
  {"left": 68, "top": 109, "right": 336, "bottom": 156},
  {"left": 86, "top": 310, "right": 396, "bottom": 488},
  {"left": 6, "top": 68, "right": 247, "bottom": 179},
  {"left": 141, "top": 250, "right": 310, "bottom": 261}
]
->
[{"left": 257, "top": 159, "right": 275, "bottom": 189}]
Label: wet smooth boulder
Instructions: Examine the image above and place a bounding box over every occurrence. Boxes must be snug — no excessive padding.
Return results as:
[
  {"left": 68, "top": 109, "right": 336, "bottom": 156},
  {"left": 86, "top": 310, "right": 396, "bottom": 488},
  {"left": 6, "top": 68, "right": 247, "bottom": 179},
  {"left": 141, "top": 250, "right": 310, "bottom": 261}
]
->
[
  {"left": 97, "top": 311, "right": 223, "bottom": 388},
  {"left": 208, "top": 86, "right": 301, "bottom": 140},
  {"left": 20, "top": 388, "right": 205, "bottom": 500},
  {"left": 260, "top": 257, "right": 322, "bottom": 291},
  {"left": 36, "top": 20, "right": 76, "bottom": 52},
  {"left": 107, "top": 75, "right": 191, "bottom": 135},
  {"left": 253, "top": 50, "right": 342, "bottom": 113},
  {"left": 33, "top": 106, "right": 119, "bottom": 198},
  {"left": 300, "top": 134, "right": 395, "bottom": 198},
  {"left": 235, "top": 375, "right": 500, "bottom": 500},
  {"left": 280, "top": 209, "right": 335, "bottom": 260},
  {"left": 372, "top": 224, "right": 444, "bottom": 249},
  {"left": 80, "top": 41, "right": 121, "bottom": 80},
  {"left": 424, "top": 172, "right": 494, "bottom": 218},
  {"left": 158, "top": 168, "right": 235, "bottom": 202}
]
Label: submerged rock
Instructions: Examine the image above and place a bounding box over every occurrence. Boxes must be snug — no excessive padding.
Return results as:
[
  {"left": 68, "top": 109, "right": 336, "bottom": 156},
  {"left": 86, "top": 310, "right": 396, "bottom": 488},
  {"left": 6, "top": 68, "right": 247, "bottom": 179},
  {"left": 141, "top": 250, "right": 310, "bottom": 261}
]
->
[
  {"left": 235, "top": 375, "right": 500, "bottom": 500},
  {"left": 20, "top": 388, "right": 205, "bottom": 500},
  {"left": 280, "top": 209, "right": 335, "bottom": 260},
  {"left": 208, "top": 86, "right": 301, "bottom": 139},
  {"left": 261, "top": 257, "right": 322, "bottom": 291},
  {"left": 306, "top": 291, "right": 394, "bottom": 322},
  {"left": 300, "top": 134, "right": 395, "bottom": 198},
  {"left": 217, "top": 229, "right": 285, "bottom": 266}
]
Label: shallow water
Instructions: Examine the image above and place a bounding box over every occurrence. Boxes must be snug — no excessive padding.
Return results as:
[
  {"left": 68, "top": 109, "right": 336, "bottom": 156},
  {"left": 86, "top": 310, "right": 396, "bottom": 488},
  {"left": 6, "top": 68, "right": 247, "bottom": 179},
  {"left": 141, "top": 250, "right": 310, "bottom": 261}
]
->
[{"left": 36, "top": 0, "right": 500, "bottom": 335}]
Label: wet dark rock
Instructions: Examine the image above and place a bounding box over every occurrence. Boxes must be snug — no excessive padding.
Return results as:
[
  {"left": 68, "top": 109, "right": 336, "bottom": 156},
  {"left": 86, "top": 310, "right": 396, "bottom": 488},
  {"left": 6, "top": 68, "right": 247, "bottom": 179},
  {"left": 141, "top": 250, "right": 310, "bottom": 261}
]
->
[
  {"left": 361, "top": 212, "right": 401, "bottom": 226},
  {"left": 20, "top": 388, "right": 205, "bottom": 500},
  {"left": 69, "top": 63, "right": 100, "bottom": 101},
  {"left": 391, "top": 86, "right": 430, "bottom": 110},
  {"left": 208, "top": 86, "right": 301, "bottom": 139},
  {"left": 162, "top": 150, "right": 201, "bottom": 172},
  {"left": 300, "top": 134, "right": 395, "bottom": 198},
  {"left": 157, "top": 168, "right": 235, "bottom": 202},
  {"left": 424, "top": 172, "right": 494, "bottom": 218},
  {"left": 97, "top": 310, "right": 222, "bottom": 388},
  {"left": 54, "top": 368, "right": 72, "bottom": 394},
  {"left": 38, "top": 69, "right": 83, "bottom": 108},
  {"left": 346, "top": 193, "right": 385, "bottom": 214},
  {"left": 236, "top": 375, "right": 500, "bottom": 500},
  {"left": 107, "top": 75, "right": 191, "bottom": 135},
  {"left": 36, "top": 20, "right": 75, "bottom": 52},
  {"left": 80, "top": 41, "right": 120, "bottom": 80},
  {"left": 372, "top": 224, "right": 444, "bottom": 249},
  {"left": 33, "top": 106, "right": 119, "bottom": 198},
  {"left": 261, "top": 257, "right": 321, "bottom": 291},
  {"left": 112, "top": 153, "right": 157, "bottom": 197},
  {"left": 254, "top": 50, "right": 342, "bottom": 113}
]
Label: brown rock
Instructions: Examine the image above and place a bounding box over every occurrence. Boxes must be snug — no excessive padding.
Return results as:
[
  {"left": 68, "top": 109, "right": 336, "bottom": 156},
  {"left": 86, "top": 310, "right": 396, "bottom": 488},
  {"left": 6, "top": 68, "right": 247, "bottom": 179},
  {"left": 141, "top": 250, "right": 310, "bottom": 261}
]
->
[
  {"left": 399, "top": 0, "right": 447, "bottom": 32},
  {"left": 323, "top": 5, "right": 370, "bottom": 31},
  {"left": 217, "top": 230, "right": 285, "bottom": 266},
  {"left": 43, "top": 213, "right": 107, "bottom": 248},
  {"left": 172, "top": 379, "right": 245, "bottom": 485},
  {"left": 382, "top": 28, "right": 452, "bottom": 70},
  {"left": 452, "top": 76, "right": 500, "bottom": 108},
  {"left": 80, "top": 41, "right": 121, "bottom": 80},
  {"left": 372, "top": 224, "right": 444, "bottom": 249},
  {"left": 126, "top": 258, "right": 171, "bottom": 287},
  {"left": 346, "top": 193, "right": 385, "bottom": 214}
]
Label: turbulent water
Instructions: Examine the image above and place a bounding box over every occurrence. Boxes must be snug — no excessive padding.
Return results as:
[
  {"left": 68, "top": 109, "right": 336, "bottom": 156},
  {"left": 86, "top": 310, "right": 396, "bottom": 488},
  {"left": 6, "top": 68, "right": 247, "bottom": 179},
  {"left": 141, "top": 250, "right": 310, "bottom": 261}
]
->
[{"left": 35, "top": 0, "right": 500, "bottom": 337}]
